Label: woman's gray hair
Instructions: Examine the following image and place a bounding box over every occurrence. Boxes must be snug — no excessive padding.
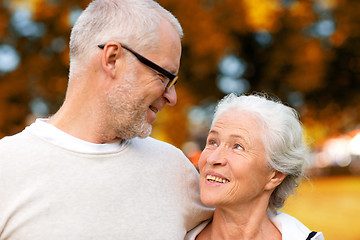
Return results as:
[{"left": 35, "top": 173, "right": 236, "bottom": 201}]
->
[
  {"left": 69, "top": 0, "right": 182, "bottom": 74},
  {"left": 212, "top": 93, "right": 307, "bottom": 211}
]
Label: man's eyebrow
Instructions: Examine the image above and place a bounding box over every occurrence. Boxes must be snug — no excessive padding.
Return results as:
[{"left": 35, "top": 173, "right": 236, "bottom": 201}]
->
[{"left": 164, "top": 65, "right": 178, "bottom": 75}]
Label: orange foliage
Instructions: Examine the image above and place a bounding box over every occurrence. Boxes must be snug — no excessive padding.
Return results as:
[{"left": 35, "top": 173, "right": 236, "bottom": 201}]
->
[
  {"left": 242, "top": 0, "right": 282, "bottom": 32},
  {"left": 172, "top": 0, "right": 232, "bottom": 60},
  {"left": 286, "top": 39, "right": 327, "bottom": 92},
  {"left": 289, "top": 1, "right": 316, "bottom": 22},
  {"left": 152, "top": 85, "right": 198, "bottom": 148}
]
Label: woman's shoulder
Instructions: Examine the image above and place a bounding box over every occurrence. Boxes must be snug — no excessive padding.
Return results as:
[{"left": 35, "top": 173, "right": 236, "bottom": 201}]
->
[{"left": 269, "top": 211, "right": 325, "bottom": 240}]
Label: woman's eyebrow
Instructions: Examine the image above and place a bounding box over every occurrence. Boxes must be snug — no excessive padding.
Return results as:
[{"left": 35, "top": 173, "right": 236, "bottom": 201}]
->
[
  {"left": 209, "top": 130, "right": 248, "bottom": 143},
  {"left": 230, "top": 134, "right": 245, "bottom": 140},
  {"left": 208, "top": 130, "right": 219, "bottom": 136}
]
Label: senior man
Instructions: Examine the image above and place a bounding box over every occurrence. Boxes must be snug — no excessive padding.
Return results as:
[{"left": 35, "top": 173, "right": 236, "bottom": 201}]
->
[{"left": 0, "top": 0, "right": 212, "bottom": 239}]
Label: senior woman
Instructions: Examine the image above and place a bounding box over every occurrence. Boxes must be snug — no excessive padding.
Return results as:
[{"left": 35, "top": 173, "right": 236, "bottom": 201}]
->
[{"left": 185, "top": 93, "right": 324, "bottom": 240}]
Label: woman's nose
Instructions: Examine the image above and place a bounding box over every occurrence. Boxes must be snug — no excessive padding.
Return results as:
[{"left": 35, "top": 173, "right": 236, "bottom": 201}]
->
[
  {"left": 206, "top": 149, "right": 227, "bottom": 166},
  {"left": 163, "top": 86, "right": 177, "bottom": 106}
]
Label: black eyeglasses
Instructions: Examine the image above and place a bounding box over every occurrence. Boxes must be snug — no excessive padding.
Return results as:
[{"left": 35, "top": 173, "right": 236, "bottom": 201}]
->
[{"left": 98, "top": 42, "right": 178, "bottom": 90}]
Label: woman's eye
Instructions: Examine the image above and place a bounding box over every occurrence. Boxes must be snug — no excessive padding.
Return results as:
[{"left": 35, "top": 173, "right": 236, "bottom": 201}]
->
[
  {"left": 208, "top": 140, "right": 217, "bottom": 146},
  {"left": 234, "top": 144, "right": 244, "bottom": 150}
]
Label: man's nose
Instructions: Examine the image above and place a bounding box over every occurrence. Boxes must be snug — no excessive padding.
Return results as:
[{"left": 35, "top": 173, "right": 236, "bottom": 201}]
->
[{"left": 163, "top": 86, "right": 177, "bottom": 106}]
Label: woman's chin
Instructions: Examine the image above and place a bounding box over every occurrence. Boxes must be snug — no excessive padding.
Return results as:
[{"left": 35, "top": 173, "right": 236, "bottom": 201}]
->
[{"left": 200, "top": 194, "right": 218, "bottom": 207}]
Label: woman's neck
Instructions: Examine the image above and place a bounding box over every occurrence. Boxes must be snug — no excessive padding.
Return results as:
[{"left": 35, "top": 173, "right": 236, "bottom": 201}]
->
[{"left": 197, "top": 205, "right": 281, "bottom": 240}]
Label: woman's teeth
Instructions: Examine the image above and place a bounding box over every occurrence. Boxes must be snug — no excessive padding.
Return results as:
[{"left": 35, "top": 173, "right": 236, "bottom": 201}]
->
[{"left": 206, "top": 175, "right": 230, "bottom": 183}]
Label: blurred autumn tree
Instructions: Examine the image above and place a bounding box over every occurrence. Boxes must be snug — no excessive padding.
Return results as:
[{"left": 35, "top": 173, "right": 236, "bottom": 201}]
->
[
  {"left": 0, "top": 0, "right": 89, "bottom": 136},
  {"left": 158, "top": 0, "right": 360, "bottom": 148},
  {"left": 0, "top": 0, "right": 359, "bottom": 149}
]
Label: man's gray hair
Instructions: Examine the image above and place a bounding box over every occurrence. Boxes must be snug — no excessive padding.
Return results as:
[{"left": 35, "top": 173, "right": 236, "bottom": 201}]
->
[
  {"left": 212, "top": 93, "right": 307, "bottom": 211},
  {"left": 69, "top": 0, "right": 182, "bottom": 74}
]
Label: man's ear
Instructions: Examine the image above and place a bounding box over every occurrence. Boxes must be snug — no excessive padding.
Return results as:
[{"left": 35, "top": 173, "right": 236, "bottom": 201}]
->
[
  {"left": 100, "top": 42, "right": 122, "bottom": 78},
  {"left": 264, "top": 171, "right": 286, "bottom": 191}
]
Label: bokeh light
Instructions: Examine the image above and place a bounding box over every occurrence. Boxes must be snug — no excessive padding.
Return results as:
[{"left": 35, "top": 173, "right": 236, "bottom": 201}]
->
[{"left": 0, "top": 45, "right": 20, "bottom": 73}]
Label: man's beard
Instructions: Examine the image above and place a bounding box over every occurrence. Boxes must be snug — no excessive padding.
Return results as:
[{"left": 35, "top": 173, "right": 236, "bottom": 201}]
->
[
  {"left": 116, "top": 100, "right": 152, "bottom": 140},
  {"left": 102, "top": 73, "right": 152, "bottom": 140}
]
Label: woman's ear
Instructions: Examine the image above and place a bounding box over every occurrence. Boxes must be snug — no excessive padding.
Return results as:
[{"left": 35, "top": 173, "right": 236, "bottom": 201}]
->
[
  {"left": 100, "top": 42, "right": 122, "bottom": 78},
  {"left": 264, "top": 171, "right": 286, "bottom": 191}
]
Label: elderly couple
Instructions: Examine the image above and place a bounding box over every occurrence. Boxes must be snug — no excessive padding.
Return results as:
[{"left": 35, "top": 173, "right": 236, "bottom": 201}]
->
[{"left": 0, "top": 0, "right": 324, "bottom": 239}]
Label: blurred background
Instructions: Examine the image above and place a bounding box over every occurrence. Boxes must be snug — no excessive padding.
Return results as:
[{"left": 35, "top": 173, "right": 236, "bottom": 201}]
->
[{"left": 0, "top": 0, "right": 359, "bottom": 239}]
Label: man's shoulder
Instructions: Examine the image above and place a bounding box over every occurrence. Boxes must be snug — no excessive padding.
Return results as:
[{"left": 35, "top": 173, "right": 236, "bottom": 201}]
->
[
  {"left": 0, "top": 130, "right": 38, "bottom": 168},
  {"left": 129, "top": 137, "right": 190, "bottom": 163},
  {"left": 131, "top": 136, "right": 181, "bottom": 152},
  {"left": 0, "top": 131, "right": 30, "bottom": 148},
  {"left": 0, "top": 129, "right": 51, "bottom": 160}
]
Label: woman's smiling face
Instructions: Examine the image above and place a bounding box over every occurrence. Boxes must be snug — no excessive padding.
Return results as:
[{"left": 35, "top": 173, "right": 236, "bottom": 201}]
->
[{"left": 198, "top": 110, "right": 275, "bottom": 208}]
